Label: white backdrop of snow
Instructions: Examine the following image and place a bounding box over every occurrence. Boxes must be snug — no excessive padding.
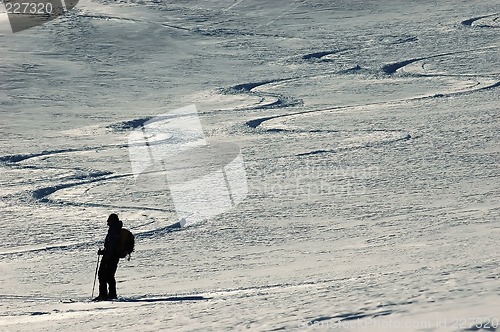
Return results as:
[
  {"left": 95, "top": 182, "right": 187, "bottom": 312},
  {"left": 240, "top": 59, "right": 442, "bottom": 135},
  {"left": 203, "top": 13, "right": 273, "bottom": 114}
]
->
[{"left": 0, "top": 0, "right": 499, "bottom": 331}]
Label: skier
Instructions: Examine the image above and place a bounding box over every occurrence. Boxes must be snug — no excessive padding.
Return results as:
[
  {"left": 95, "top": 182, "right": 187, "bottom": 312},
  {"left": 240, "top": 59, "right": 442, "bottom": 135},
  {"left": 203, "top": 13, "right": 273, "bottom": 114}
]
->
[{"left": 93, "top": 213, "right": 123, "bottom": 301}]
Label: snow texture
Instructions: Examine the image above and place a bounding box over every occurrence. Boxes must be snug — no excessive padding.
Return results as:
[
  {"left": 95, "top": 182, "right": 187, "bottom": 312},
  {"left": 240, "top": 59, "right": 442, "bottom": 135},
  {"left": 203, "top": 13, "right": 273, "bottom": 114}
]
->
[{"left": 0, "top": 0, "right": 499, "bottom": 331}]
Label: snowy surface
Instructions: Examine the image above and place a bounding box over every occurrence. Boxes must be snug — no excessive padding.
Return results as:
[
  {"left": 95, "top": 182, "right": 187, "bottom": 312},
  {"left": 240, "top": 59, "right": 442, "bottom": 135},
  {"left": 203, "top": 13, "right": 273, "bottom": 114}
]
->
[{"left": 0, "top": 0, "right": 499, "bottom": 331}]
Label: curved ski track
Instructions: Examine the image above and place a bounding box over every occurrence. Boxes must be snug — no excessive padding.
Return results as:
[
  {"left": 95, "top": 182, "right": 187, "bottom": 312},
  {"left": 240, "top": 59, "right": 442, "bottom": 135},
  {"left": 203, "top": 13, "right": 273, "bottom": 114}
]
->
[
  {"left": 230, "top": 22, "right": 499, "bottom": 157},
  {"left": 0, "top": 112, "right": 188, "bottom": 208},
  {"left": 1, "top": 13, "right": 499, "bottom": 259},
  {"left": 461, "top": 13, "right": 499, "bottom": 28}
]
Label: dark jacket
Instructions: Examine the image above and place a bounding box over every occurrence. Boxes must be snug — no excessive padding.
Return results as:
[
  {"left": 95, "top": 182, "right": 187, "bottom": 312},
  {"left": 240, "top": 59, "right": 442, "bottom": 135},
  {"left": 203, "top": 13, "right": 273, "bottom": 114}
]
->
[{"left": 103, "top": 219, "right": 123, "bottom": 259}]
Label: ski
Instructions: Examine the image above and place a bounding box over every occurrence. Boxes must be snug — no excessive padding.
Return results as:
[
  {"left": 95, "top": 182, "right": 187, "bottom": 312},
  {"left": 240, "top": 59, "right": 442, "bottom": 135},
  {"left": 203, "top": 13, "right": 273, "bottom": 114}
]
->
[{"left": 61, "top": 295, "right": 208, "bottom": 304}]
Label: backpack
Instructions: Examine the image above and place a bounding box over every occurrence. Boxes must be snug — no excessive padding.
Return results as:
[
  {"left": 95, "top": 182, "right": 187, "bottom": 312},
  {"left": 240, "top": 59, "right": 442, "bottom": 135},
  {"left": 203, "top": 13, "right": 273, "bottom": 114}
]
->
[{"left": 117, "top": 228, "right": 135, "bottom": 260}]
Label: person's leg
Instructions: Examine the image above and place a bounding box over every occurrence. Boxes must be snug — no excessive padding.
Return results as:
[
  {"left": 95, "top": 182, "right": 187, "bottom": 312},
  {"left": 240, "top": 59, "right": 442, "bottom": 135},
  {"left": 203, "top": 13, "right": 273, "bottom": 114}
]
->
[
  {"left": 96, "top": 260, "right": 108, "bottom": 299},
  {"left": 106, "top": 258, "right": 119, "bottom": 299}
]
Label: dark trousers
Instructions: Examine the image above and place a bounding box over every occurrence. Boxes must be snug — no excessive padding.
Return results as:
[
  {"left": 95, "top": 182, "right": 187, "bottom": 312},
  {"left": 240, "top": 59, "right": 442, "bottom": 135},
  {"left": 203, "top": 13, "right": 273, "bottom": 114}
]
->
[{"left": 98, "top": 256, "right": 119, "bottom": 298}]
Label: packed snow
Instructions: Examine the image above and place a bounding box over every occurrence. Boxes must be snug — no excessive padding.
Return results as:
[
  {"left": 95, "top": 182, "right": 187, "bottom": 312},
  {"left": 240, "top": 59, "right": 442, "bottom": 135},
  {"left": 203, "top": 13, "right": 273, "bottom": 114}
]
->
[{"left": 0, "top": 0, "right": 499, "bottom": 331}]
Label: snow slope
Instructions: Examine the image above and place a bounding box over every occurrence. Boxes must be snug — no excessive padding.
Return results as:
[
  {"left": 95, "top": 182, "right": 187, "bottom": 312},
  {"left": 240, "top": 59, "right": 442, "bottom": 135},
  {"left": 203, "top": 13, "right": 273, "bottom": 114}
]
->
[{"left": 0, "top": 0, "right": 499, "bottom": 331}]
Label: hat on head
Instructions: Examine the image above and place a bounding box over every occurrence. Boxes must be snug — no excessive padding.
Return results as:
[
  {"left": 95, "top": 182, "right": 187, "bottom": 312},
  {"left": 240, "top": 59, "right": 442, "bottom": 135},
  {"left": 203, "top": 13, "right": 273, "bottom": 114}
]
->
[{"left": 107, "top": 213, "right": 119, "bottom": 225}]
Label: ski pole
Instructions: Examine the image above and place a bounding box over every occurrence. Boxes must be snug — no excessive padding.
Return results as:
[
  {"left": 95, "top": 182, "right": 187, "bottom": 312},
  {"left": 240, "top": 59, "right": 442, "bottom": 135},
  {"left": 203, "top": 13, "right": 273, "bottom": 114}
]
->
[{"left": 91, "top": 253, "right": 100, "bottom": 298}]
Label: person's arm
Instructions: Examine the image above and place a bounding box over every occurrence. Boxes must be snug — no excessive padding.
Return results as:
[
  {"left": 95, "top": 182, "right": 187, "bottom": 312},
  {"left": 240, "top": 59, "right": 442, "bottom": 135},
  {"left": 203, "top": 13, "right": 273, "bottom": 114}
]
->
[{"left": 97, "top": 232, "right": 111, "bottom": 255}]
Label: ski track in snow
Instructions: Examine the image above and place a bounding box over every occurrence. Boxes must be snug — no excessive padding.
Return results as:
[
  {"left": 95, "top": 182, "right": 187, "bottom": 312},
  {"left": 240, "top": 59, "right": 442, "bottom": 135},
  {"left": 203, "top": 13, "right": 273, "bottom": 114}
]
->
[
  {"left": 229, "top": 43, "right": 499, "bottom": 157},
  {"left": 1, "top": 2, "right": 500, "bottom": 330},
  {"left": 0, "top": 278, "right": 406, "bottom": 327},
  {"left": 0, "top": 221, "right": 184, "bottom": 257},
  {"left": 1, "top": 7, "right": 498, "bottom": 251},
  {"left": 461, "top": 13, "right": 500, "bottom": 28}
]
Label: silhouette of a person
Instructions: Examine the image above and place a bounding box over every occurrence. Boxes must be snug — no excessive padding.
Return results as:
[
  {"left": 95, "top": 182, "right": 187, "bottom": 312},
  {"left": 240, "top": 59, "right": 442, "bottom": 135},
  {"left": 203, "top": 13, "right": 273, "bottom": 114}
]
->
[{"left": 94, "top": 213, "right": 122, "bottom": 301}]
